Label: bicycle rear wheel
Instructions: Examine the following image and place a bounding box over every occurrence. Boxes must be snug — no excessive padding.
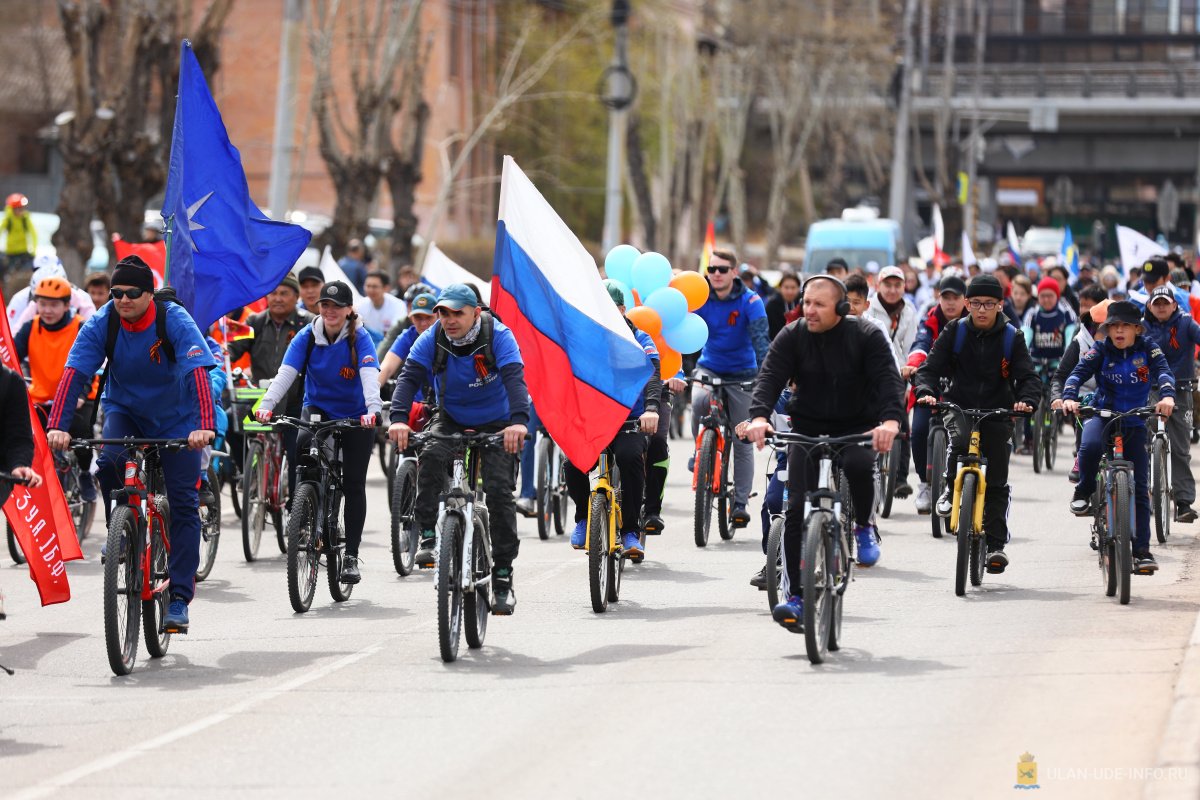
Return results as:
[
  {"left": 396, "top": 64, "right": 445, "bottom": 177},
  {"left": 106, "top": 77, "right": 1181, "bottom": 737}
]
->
[
  {"left": 143, "top": 504, "right": 171, "bottom": 658},
  {"left": 384, "top": 444, "right": 398, "bottom": 506},
  {"left": 103, "top": 506, "right": 141, "bottom": 676},
  {"left": 286, "top": 484, "right": 319, "bottom": 613},
  {"left": 535, "top": 439, "right": 552, "bottom": 540},
  {"left": 195, "top": 465, "right": 221, "bottom": 582},
  {"left": 802, "top": 512, "right": 834, "bottom": 665},
  {"left": 390, "top": 460, "right": 419, "bottom": 576},
  {"left": 437, "top": 514, "right": 464, "bottom": 662},
  {"left": 1044, "top": 410, "right": 1059, "bottom": 471},
  {"left": 693, "top": 429, "right": 716, "bottom": 548},
  {"left": 241, "top": 440, "right": 265, "bottom": 562},
  {"left": 1031, "top": 402, "right": 1044, "bottom": 474},
  {"left": 929, "top": 425, "right": 948, "bottom": 538},
  {"left": 1152, "top": 437, "right": 1171, "bottom": 544},
  {"left": 7, "top": 521, "right": 25, "bottom": 565},
  {"left": 954, "top": 474, "right": 978, "bottom": 597},
  {"left": 828, "top": 528, "right": 849, "bottom": 652},
  {"left": 588, "top": 493, "right": 610, "bottom": 613},
  {"left": 1113, "top": 470, "right": 1133, "bottom": 605},
  {"left": 464, "top": 511, "right": 491, "bottom": 649},
  {"left": 552, "top": 453, "right": 569, "bottom": 536},
  {"left": 718, "top": 436, "right": 734, "bottom": 540},
  {"left": 765, "top": 516, "right": 784, "bottom": 611},
  {"left": 272, "top": 450, "right": 289, "bottom": 553},
  {"left": 969, "top": 532, "right": 986, "bottom": 587},
  {"left": 880, "top": 437, "right": 901, "bottom": 518}
]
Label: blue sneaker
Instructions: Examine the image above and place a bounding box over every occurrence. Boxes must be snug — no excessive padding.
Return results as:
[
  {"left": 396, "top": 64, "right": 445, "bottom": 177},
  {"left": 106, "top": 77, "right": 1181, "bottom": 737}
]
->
[
  {"left": 855, "top": 525, "right": 880, "bottom": 567},
  {"left": 163, "top": 597, "right": 189, "bottom": 634},
  {"left": 772, "top": 595, "right": 803, "bottom": 632},
  {"left": 622, "top": 531, "right": 643, "bottom": 558},
  {"left": 571, "top": 520, "right": 586, "bottom": 550},
  {"left": 78, "top": 472, "right": 98, "bottom": 503},
  {"left": 687, "top": 455, "right": 695, "bottom": 473}
]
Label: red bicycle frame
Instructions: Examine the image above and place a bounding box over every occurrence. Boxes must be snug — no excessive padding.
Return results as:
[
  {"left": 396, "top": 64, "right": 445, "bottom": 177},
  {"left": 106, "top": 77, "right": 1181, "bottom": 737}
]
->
[
  {"left": 121, "top": 454, "right": 171, "bottom": 603},
  {"left": 691, "top": 392, "right": 727, "bottom": 494}
]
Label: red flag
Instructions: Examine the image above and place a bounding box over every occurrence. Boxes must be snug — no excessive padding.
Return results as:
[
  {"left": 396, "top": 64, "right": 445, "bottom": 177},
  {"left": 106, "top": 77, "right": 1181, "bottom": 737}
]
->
[
  {"left": 113, "top": 236, "right": 167, "bottom": 288},
  {"left": 0, "top": 294, "right": 81, "bottom": 605},
  {"left": 700, "top": 221, "right": 716, "bottom": 271}
]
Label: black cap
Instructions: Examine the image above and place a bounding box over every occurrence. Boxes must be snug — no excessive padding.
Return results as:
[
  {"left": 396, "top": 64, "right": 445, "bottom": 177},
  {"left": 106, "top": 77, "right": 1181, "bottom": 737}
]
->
[
  {"left": 111, "top": 255, "right": 156, "bottom": 294},
  {"left": 938, "top": 275, "right": 967, "bottom": 296},
  {"left": 318, "top": 280, "right": 353, "bottom": 307},
  {"left": 297, "top": 266, "right": 324, "bottom": 285},
  {"left": 826, "top": 257, "right": 849, "bottom": 271},
  {"left": 1142, "top": 257, "right": 1171, "bottom": 281},
  {"left": 965, "top": 274, "right": 1004, "bottom": 301},
  {"left": 1103, "top": 300, "right": 1142, "bottom": 328}
]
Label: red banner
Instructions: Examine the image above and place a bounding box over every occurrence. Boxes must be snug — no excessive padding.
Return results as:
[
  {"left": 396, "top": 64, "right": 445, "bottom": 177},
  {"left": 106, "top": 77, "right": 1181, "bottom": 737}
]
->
[
  {"left": 0, "top": 293, "right": 81, "bottom": 606},
  {"left": 113, "top": 237, "right": 167, "bottom": 288}
]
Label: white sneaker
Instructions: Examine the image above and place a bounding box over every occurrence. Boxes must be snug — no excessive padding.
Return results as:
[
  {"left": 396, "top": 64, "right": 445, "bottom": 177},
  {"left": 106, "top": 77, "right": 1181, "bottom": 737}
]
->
[
  {"left": 935, "top": 487, "right": 953, "bottom": 518},
  {"left": 914, "top": 482, "right": 931, "bottom": 514},
  {"left": 515, "top": 497, "right": 536, "bottom": 518}
]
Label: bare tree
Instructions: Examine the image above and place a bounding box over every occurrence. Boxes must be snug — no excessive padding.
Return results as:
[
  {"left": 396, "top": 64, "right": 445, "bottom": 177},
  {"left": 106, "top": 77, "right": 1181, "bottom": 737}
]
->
[
  {"left": 383, "top": 30, "right": 432, "bottom": 267},
  {"left": 707, "top": 45, "right": 756, "bottom": 262},
  {"left": 52, "top": 0, "right": 235, "bottom": 283},
  {"left": 308, "top": 0, "right": 424, "bottom": 259}
]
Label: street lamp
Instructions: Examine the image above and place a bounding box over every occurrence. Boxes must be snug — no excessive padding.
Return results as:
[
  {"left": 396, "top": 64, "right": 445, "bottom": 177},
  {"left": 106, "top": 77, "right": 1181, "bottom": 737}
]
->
[{"left": 600, "top": 0, "right": 636, "bottom": 253}]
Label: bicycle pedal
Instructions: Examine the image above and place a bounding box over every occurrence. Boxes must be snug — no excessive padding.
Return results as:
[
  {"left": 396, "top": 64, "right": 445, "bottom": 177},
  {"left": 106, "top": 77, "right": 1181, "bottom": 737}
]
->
[{"left": 163, "top": 624, "right": 188, "bottom": 635}]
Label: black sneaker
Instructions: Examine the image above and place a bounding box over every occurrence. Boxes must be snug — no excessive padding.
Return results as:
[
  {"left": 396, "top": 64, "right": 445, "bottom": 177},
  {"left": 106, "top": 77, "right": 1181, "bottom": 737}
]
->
[
  {"left": 749, "top": 565, "right": 768, "bottom": 590},
  {"left": 893, "top": 480, "right": 913, "bottom": 499},
  {"left": 985, "top": 549, "right": 1009, "bottom": 574},
  {"left": 1069, "top": 490, "right": 1092, "bottom": 516},
  {"left": 198, "top": 480, "right": 216, "bottom": 508},
  {"left": 492, "top": 566, "right": 516, "bottom": 615},
  {"left": 1175, "top": 503, "right": 1197, "bottom": 524},
  {"left": 1134, "top": 550, "right": 1159, "bottom": 574},
  {"left": 642, "top": 514, "right": 665, "bottom": 535},
  {"left": 340, "top": 554, "right": 361, "bottom": 584},
  {"left": 415, "top": 530, "right": 436, "bottom": 569},
  {"left": 731, "top": 505, "right": 751, "bottom": 528}
]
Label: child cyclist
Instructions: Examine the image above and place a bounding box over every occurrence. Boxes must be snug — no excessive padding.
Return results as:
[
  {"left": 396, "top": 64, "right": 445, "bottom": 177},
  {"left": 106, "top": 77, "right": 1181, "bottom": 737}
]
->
[{"left": 1061, "top": 300, "right": 1175, "bottom": 573}]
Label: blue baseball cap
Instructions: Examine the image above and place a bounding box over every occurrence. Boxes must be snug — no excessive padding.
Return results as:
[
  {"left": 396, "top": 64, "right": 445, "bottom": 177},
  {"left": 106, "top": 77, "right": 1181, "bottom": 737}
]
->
[
  {"left": 434, "top": 283, "right": 480, "bottom": 311},
  {"left": 410, "top": 292, "right": 437, "bottom": 316}
]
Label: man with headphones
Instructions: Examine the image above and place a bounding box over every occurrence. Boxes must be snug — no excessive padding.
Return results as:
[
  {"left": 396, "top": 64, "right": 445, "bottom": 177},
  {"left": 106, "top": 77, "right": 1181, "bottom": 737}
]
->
[{"left": 744, "top": 274, "right": 905, "bottom": 631}]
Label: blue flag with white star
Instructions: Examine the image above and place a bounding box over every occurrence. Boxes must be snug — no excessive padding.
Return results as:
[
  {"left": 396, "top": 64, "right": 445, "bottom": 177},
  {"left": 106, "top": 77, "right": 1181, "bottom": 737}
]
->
[{"left": 162, "top": 40, "right": 311, "bottom": 330}]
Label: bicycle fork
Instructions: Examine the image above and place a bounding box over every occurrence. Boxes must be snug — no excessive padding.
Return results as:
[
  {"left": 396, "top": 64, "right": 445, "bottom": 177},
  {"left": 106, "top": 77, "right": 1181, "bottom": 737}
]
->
[
  {"left": 690, "top": 423, "right": 725, "bottom": 493},
  {"left": 949, "top": 432, "right": 988, "bottom": 535}
]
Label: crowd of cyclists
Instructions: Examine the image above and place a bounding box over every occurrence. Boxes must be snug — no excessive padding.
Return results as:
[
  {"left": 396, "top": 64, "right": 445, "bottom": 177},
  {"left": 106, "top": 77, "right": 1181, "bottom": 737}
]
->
[{"left": 2, "top": 204, "right": 1199, "bottom": 645}]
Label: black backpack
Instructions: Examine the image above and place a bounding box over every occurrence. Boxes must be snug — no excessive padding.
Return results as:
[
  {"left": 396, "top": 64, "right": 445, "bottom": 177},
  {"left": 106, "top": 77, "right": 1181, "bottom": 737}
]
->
[
  {"left": 92, "top": 294, "right": 177, "bottom": 425},
  {"left": 430, "top": 311, "right": 497, "bottom": 380}
]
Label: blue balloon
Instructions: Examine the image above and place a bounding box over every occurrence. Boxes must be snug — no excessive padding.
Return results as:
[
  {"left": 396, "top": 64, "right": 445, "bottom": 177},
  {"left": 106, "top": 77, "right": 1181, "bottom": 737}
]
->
[
  {"left": 644, "top": 287, "right": 688, "bottom": 329},
  {"left": 631, "top": 252, "right": 673, "bottom": 297},
  {"left": 605, "top": 244, "right": 640, "bottom": 288},
  {"left": 663, "top": 313, "right": 709, "bottom": 354}
]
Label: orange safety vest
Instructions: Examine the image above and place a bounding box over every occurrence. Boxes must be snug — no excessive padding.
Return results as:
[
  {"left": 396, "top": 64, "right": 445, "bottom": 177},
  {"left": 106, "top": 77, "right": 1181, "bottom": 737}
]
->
[
  {"left": 209, "top": 308, "right": 253, "bottom": 372},
  {"left": 29, "top": 316, "right": 97, "bottom": 404}
]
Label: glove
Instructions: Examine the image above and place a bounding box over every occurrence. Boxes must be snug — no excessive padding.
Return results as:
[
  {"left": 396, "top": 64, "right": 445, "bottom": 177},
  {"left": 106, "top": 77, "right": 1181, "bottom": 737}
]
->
[
  {"left": 360, "top": 413, "right": 377, "bottom": 428},
  {"left": 255, "top": 408, "right": 273, "bottom": 423}
]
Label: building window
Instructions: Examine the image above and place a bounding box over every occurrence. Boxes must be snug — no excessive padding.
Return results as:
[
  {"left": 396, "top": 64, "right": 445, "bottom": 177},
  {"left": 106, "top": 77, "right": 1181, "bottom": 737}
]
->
[
  {"left": 1039, "top": 0, "right": 1065, "bottom": 33},
  {"left": 1091, "top": 0, "right": 1120, "bottom": 32},
  {"left": 990, "top": 0, "right": 1021, "bottom": 33}
]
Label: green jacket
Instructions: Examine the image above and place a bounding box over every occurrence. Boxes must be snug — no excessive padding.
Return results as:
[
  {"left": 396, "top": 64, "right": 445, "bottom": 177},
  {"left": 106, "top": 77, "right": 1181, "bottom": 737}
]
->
[{"left": 1, "top": 207, "right": 35, "bottom": 256}]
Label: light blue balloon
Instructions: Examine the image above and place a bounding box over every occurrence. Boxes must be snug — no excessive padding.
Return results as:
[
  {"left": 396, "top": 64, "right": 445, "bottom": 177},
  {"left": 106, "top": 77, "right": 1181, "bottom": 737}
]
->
[
  {"left": 631, "top": 251, "right": 673, "bottom": 297},
  {"left": 644, "top": 287, "right": 688, "bottom": 329},
  {"left": 663, "top": 313, "right": 709, "bottom": 354},
  {"left": 604, "top": 244, "right": 640, "bottom": 288}
]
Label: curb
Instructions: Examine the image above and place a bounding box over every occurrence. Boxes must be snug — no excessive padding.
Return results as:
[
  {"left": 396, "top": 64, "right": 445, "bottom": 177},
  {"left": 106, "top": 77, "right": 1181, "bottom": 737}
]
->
[{"left": 1145, "top": 598, "right": 1200, "bottom": 799}]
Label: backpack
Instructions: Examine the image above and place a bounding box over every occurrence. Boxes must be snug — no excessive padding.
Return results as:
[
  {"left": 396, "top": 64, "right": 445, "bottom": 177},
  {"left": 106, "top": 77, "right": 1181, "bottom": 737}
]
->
[
  {"left": 953, "top": 319, "right": 1018, "bottom": 379},
  {"left": 430, "top": 311, "right": 497, "bottom": 380},
  {"left": 93, "top": 295, "right": 177, "bottom": 426}
]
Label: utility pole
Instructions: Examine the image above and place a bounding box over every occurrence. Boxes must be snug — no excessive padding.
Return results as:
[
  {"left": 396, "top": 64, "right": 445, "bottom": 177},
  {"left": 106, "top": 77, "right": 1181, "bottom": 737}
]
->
[
  {"left": 888, "top": 0, "right": 919, "bottom": 245},
  {"left": 267, "top": 0, "right": 304, "bottom": 219},
  {"left": 601, "top": 0, "right": 634, "bottom": 253}
]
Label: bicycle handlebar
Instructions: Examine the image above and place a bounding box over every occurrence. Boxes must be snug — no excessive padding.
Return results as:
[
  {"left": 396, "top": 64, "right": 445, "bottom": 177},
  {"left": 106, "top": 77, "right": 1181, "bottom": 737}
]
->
[
  {"left": 764, "top": 431, "right": 874, "bottom": 448},
  {"left": 409, "top": 430, "right": 531, "bottom": 450},
  {"left": 0, "top": 471, "right": 31, "bottom": 486},
  {"left": 272, "top": 414, "right": 380, "bottom": 432},
  {"left": 1077, "top": 405, "right": 1161, "bottom": 422},
  {"left": 686, "top": 373, "right": 755, "bottom": 391},
  {"left": 928, "top": 401, "right": 1033, "bottom": 421},
  {"left": 73, "top": 437, "right": 190, "bottom": 451}
]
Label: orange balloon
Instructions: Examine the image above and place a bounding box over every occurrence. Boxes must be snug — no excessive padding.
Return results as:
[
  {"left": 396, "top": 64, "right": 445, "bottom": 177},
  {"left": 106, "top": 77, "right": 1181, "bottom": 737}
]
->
[
  {"left": 631, "top": 288, "right": 643, "bottom": 306},
  {"left": 658, "top": 346, "right": 682, "bottom": 380},
  {"left": 626, "top": 305, "right": 662, "bottom": 338},
  {"left": 670, "top": 270, "right": 709, "bottom": 312}
]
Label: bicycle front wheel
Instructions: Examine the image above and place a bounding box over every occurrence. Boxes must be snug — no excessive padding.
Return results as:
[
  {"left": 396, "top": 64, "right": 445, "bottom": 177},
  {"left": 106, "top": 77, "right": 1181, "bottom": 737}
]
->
[
  {"left": 241, "top": 440, "right": 265, "bottom": 562},
  {"left": 195, "top": 465, "right": 221, "bottom": 582},
  {"left": 928, "top": 425, "right": 948, "bottom": 538},
  {"left": 390, "top": 460, "right": 419, "bottom": 576},
  {"left": 802, "top": 512, "right": 834, "bottom": 665},
  {"left": 437, "top": 514, "right": 465, "bottom": 662},
  {"left": 1153, "top": 437, "right": 1171, "bottom": 544},
  {"left": 535, "top": 439, "right": 552, "bottom": 541},
  {"left": 327, "top": 493, "right": 354, "bottom": 603},
  {"left": 718, "top": 436, "right": 734, "bottom": 540},
  {"left": 693, "top": 429, "right": 716, "bottom": 548},
  {"left": 1113, "top": 470, "right": 1133, "bottom": 605},
  {"left": 588, "top": 493, "right": 610, "bottom": 613},
  {"left": 103, "top": 506, "right": 141, "bottom": 676},
  {"left": 1031, "top": 402, "right": 1044, "bottom": 474},
  {"left": 1044, "top": 409, "right": 1060, "bottom": 471},
  {"left": 286, "top": 484, "right": 319, "bottom": 613},
  {"left": 143, "top": 503, "right": 171, "bottom": 659},
  {"left": 765, "top": 515, "right": 784, "bottom": 611},
  {"left": 954, "top": 473, "right": 978, "bottom": 597}
]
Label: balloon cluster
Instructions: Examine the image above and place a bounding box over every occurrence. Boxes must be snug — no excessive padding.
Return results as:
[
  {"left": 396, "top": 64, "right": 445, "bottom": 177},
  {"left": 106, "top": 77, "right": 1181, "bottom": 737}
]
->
[{"left": 604, "top": 244, "right": 709, "bottom": 380}]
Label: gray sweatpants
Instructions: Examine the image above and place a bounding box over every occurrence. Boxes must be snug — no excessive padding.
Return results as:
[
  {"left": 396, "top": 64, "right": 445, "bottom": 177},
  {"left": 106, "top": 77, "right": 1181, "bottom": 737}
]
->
[
  {"left": 691, "top": 368, "right": 754, "bottom": 507},
  {"left": 1151, "top": 388, "right": 1195, "bottom": 506}
]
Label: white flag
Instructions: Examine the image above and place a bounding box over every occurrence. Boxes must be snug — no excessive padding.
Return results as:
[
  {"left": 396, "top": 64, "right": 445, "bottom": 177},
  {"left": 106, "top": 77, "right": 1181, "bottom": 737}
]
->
[
  {"left": 932, "top": 203, "right": 945, "bottom": 251},
  {"left": 961, "top": 231, "right": 977, "bottom": 267},
  {"left": 421, "top": 242, "right": 491, "bottom": 303},
  {"left": 318, "top": 246, "right": 366, "bottom": 304},
  {"left": 1116, "top": 225, "right": 1167, "bottom": 276}
]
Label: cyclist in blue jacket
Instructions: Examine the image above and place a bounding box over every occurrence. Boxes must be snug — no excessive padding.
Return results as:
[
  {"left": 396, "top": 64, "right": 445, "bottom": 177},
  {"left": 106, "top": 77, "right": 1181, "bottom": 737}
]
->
[
  {"left": 1062, "top": 300, "right": 1176, "bottom": 573},
  {"left": 691, "top": 249, "right": 769, "bottom": 529},
  {"left": 47, "top": 256, "right": 217, "bottom": 634},
  {"left": 1141, "top": 286, "right": 1200, "bottom": 523}
]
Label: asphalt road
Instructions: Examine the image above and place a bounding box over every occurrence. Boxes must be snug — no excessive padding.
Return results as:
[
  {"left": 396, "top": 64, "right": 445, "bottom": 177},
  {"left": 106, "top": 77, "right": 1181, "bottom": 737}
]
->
[{"left": 2, "top": 431, "right": 1199, "bottom": 799}]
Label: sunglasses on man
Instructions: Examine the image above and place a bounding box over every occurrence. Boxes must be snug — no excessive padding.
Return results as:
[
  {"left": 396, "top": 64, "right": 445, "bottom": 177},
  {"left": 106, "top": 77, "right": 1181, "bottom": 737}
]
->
[
  {"left": 110, "top": 287, "right": 147, "bottom": 300},
  {"left": 706, "top": 265, "right": 732, "bottom": 274}
]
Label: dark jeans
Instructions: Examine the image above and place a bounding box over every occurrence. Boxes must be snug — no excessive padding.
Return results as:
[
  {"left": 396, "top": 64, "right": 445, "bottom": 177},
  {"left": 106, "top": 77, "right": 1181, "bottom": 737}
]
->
[
  {"left": 643, "top": 408, "right": 670, "bottom": 517},
  {"left": 944, "top": 416, "right": 1013, "bottom": 551},
  {"left": 782, "top": 444, "right": 875, "bottom": 596},
  {"left": 565, "top": 429, "right": 648, "bottom": 532},
  {"left": 96, "top": 411, "right": 202, "bottom": 604},
  {"left": 415, "top": 414, "right": 520, "bottom": 567},
  {"left": 1077, "top": 417, "right": 1151, "bottom": 551},
  {"left": 297, "top": 411, "right": 373, "bottom": 557},
  {"left": 911, "top": 403, "right": 932, "bottom": 482},
  {"left": 519, "top": 404, "right": 541, "bottom": 500}
]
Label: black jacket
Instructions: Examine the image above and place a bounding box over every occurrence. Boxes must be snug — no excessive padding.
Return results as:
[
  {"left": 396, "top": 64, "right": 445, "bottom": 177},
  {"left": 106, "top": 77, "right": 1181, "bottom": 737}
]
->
[
  {"left": 765, "top": 293, "right": 800, "bottom": 341},
  {"left": 0, "top": 365, "right": 34, "bottom": 472},
  {"left": 915, "top": 316, "right": 1041, "bottom": 410},
  {"left": 749, "top": 315, "right": 905, "bottom": 436}
]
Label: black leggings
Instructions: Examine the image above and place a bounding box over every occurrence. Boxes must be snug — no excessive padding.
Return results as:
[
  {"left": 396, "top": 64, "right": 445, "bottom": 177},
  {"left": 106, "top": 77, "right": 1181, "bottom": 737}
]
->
[
  {"left": 297, "top": 414, "right": 373, "bottom": 557},
  {"left": 565, "top": 429, "right": 648, "bottom": 532},
  {"left": 643, "top": 409, "right": 669, "bottom": 516}
]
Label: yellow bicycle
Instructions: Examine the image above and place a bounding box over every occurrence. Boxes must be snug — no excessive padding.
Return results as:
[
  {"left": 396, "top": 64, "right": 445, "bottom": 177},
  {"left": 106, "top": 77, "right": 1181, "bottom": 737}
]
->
[
  {"left": 586, "top": 421, "right": 641, "bottom": 613},
  {"left": 931, "top": 401, "right": 1030, "bottom": 596}
]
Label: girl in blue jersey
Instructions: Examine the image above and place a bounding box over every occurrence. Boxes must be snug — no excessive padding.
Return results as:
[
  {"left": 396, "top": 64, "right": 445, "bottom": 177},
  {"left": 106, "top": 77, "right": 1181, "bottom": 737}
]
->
[{"left": 256, "top": 281, "right": 383, "bottom": 584}]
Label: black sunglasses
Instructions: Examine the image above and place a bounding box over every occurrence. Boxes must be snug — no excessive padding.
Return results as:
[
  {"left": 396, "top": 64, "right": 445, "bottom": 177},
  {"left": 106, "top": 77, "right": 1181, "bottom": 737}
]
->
[
  {"left": 110, "top": 287, "right": 147, "bottom": 300},
  {"left": 706, "top": 265, "right": 732, "bottom": 274}
]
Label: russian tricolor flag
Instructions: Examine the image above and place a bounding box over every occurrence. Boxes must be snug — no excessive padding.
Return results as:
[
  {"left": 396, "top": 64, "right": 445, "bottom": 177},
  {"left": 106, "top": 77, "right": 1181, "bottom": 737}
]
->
[{"left": 491, "top": 156, "right": 653, "bottom": 469}]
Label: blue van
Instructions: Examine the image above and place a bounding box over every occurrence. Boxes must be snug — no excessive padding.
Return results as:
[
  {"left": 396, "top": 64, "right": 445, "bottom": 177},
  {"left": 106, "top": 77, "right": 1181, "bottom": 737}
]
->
[{"left": 803, "top": 210, "right": 904, "bottom": 274}]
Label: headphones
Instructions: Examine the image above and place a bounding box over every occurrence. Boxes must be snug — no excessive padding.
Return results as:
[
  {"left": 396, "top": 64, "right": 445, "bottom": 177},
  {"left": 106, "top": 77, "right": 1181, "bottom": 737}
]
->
[{"left": 802, "top": 274, "right": 851, "bottom": 317}]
